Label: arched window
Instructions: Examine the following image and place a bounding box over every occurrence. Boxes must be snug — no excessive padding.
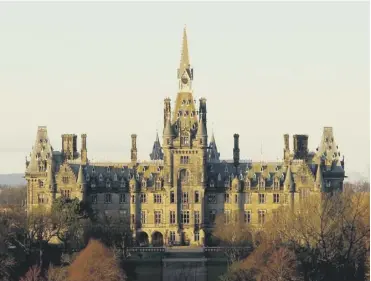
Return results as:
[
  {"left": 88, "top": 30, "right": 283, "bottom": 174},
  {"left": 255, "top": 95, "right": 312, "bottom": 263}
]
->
[{"left": 179, "top": 169, "right": 190, "bottom": 184}]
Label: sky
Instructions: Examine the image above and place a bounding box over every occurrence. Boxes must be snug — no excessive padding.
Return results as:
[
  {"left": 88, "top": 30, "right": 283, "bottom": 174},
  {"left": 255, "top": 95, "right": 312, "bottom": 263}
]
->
[{"left": 0, "top": 2, "right": 369, "bottom": 181}]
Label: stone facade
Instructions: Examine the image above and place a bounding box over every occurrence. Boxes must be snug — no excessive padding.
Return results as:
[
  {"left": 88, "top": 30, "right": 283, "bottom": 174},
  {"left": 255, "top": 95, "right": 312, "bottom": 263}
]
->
[{"left": 25, "top": 28, "right": 346, "bottom": 247}]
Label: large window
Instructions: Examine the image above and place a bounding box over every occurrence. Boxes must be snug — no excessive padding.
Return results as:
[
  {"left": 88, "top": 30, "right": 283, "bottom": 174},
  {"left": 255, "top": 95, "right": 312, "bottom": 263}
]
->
[
  {"left": 61, "top": 190, "right": 71, "bottom": 199},
  {"left": 273, "top": 193, "right": 280, "bottom": 204},
  {"left": 180, "top": 156, "right": 189, "bottom": 164},
  {"left": 194, "top": 191, "right": 200, "bottom": 203},
  {"left": 119, "top": 193, "right": 127, "bottom": 204},
  {"left": 244, "top": 210, "right": 251, "bottom": 224},
  {"left": 209, "top": 210, "right": 216, "bottom": 224},
  {"left": 258, "top": 193, "right": 266, "bottom": 204},
  {"left": 245, "top": 193, "right": 252, "bottom": 204},
  {"left": 104, "top": 193, "right": 112, "bottom": 204},
  {"left": 194, "top": 231, "right": 200, "bottom": 242},
  {"left": 182, "top": 192, "right": 189, "bottom": 203},
  {"left": 170, "top": 211, "right": 176, "bottom": 224},
  {"left": 224, "top": 210, "right": 231, "bottom": 224},
  {"left": 154, "top": 194, "right": 162, "bottom": 203},
  {"left": 38, "top": 193, "right": 46, "bottom": 204},
  {"left": 258, "top": 210, "right": 266, "bottom": 224},
  {"left": 169, "top": 231, "right": 176, "bottom": 242},
  {"left": 140, "top": 193, "right": 147, "bottom": 203},
  {"left": 154, "top": 211, "right": 162, "bottom": 224},
  {"left": 224, "top": 193, "right": 230, "bottom": 203},
  {"left": 181, "top": 211, "right": 190, "bottom": 224},
  {"left": 194, "top": 211, "right": 200, "bottom": 225},
  {"left": 141, "top": 211, "right": 146, "bottom": 224},
  {"left": 170, "top": 191, "right": 175, "bottom": 203}
]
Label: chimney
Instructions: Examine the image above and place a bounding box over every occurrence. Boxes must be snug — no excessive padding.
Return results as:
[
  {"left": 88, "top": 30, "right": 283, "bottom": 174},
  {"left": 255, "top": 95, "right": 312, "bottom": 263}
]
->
[
  {"left": 81, "top": 134, "right": 88, "bottom": 164},
  {"left": 283, "top": 134, "right": 290, "bottom": 163},
  {"left": 131, "top": 134, "right": 138, "bottom": 164},
  {"left": 293, "top": 134, "right": 309, "bottom": 160},
  {"left": 233, "top": 134, "right": 240, "bottom": 170}
]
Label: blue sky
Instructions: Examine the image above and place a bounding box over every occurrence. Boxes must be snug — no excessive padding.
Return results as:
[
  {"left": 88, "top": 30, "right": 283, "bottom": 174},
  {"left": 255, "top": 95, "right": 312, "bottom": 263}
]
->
[{"left": 0, "top": 2, "right": 369, "bottom": 181}]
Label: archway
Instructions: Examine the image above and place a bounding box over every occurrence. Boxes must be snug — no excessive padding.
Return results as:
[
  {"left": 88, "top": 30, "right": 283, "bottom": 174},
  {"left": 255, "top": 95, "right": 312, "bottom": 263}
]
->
[
  {"left": 152, "top": 231, "right": 164, "bottom": 246},
  {"left": 137, "top": 231, "right": 149, "bottom": 247}
]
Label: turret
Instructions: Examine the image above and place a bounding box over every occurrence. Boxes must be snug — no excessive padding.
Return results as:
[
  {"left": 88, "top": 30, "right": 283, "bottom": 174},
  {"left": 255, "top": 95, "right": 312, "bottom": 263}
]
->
[
  {"left": 62, "top": 134, "right": 78, "bottom": 160},
  {"left": 314, "top": 164, "right": 323, "bottom": 192},
  {"left": 196, "top": 112, "right": 207, "bottom": 147},
  {"left": 131, "top": 134, "right": 138, "bottom": 164},
  {"left": 284, "top": 164, "right": 295, "bottom": 192},
  {"left": 81, "top": 134, "right": 88, "bottom": 164}
]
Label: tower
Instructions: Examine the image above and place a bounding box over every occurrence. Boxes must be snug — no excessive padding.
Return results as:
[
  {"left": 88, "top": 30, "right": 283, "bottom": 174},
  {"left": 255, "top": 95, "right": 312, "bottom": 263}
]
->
[
  {"left": 208, "top": 131, "right": 220, "bottom": 163},
  {"left": 62, "top": 134, "right": 78, "bottom": 160}
]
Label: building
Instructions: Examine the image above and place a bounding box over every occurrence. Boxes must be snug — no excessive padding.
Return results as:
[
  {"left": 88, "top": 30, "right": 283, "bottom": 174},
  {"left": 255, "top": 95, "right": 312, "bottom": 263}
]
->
[{"left": 25, "top": 28, "right": 346, "bottom": 247}]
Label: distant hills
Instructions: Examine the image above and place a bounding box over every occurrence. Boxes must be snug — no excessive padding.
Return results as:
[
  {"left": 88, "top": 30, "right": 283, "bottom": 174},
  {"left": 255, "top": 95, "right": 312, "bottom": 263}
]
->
[
  {"left": 0, "top": 174, "right": 26, "bottom": 186},
  {"left": 0, "top": 171, "right": 369, "bottom": 187}
]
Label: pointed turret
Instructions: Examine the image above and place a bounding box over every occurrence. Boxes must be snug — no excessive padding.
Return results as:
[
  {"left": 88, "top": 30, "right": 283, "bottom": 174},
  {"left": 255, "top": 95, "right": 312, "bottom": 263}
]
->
[
  {"left": 208, "top": 131, "right": 220, "bottom": 162},
  {"left": 150, "top": 131, "right": 164, "bottom": 160},
  {"left": 26, "top": 126, "right": 53, "bottom": 174},
  {"left": 196, "top": 113, "right": 207, "bottom": 148},
  {"left": 177, "top": 26, "right": 193, "bottom": 93},
  {"left": 315, "top": 164, "right": 324, "bottom": 192},
  {"left": 179, "top": 27, "right": 190, "bottom": 76},
  {"left": 77, "top": 165, "right": 85, "bottom": 185},
  {"left": 284, "top": 164, "right": 295, "bottom": 192}
]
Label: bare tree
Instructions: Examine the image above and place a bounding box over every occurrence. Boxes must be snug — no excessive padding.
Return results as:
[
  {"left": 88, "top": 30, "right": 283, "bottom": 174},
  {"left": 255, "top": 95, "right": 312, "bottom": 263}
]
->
[{"left": 213, "top": 210, "right": 253, "bottom": 264}]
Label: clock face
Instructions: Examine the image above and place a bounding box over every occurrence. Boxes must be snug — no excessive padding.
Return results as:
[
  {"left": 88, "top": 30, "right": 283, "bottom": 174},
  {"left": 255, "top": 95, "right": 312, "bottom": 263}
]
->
[{"left": 181, "top": 77, "right": 188, "bottom": 84}]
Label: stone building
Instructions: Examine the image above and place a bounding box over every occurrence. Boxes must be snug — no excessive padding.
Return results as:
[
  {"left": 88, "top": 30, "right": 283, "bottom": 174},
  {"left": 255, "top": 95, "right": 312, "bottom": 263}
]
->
[{"left": 25, "top": 28, "right": 345, "bottom": 247}]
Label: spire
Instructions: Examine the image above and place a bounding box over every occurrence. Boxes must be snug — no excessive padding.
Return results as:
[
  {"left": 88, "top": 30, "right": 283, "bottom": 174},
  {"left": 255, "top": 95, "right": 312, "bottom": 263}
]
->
[
  {"left": 197, "top": 114, "right": 207, "bottom": 137},
  {"left": 179, "top": 26, "right": 190, "bottom": 75},
  {"left": 284, "top": 164, "right": 295, "bottom": 192},
  {"left": 150, "top": 131, "right": 164, "bottom": 160},
  {"left": 163, "top": 116, "right": 174, "bottom": 137},
  {"left": 208, "top": 130, "right": 220, "bottom": 162},
  {"left": 77, "top": 165, "right": 85, "bottom": 185}
]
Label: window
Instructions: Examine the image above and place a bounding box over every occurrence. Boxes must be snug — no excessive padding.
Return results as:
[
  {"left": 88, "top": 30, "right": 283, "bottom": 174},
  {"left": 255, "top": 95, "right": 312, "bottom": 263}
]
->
[
  {"left": 62, "top": 176, "right": 69, "bottom": 184},
  {"left": 208, "top": 194, "right": 216, "bottom": 204},
  {"left": 217, "top": 174, "right": 222, "bottom": 181},
  {"left": 224, "top": 210, "right": 231, "bottom": 224},
  {"left": 224, "top": 180, "right": 230, "bottom": 188},
  {"left": 99, "top": 174, "right": 103, "bottom": 182},
  {"left": 245, "top": 193, "right": 252, "bottom": 204},
  {"left": 284, "top": 194, "right": 289, "bottom": 204},
  {"left": 194, "top": 231, "right": 200, "bottom": 242},
  {"left": 131, "top": 214, "right": 135, "bottom": 224},
  {"left": 194, "top": 211, "right": 200, "bottom": 225},
  {"left": 182, "top": 192, "right": 189, "bottom": 203},
  {"left": 246, "top": 180, "right": 251, "bottom": 188},
  {"left": 154, "top": 194, "right": 162, "bottom": 203},
  {"left": 259, "top": 180, "right": 265, "bottom": 188},
  {"left": 273, "top": 194, "right": 280, "bottom": 204},
  {"left": 194, "top": 191, "right": 200, "bottom": 203},
  {"left": 154, "top": 211, "right": 162, "bottom": 224},
  {"left": 104, "top": 193, "right": 112, "bottom": 204},
  {"left": 234, "top": 194, "right": 238, "bottom": 203},
  {"left": 155, "top": 181, "right": 162, "bottom": 189},
  {"left": 170, "top": 191, "right": 175, "bottom": 203},
  {"left": 169, "top": 231, "right": 176, "bottom": 242},
  {"left": 38, "top": 180, "right": 44, "bottom": 188},
  {"left": 209, "top": 210, "right": 216, "bottom": 224},
  {"left": 141, "top": 211, "right": 146, "bottom": 224},
  {"left": 140, "top": 193, "right": 147, "bottom": 203},
  {"left": 224, "top": 193, "right": 230, "bottom": 203},
  {"left": 106, "top": 181, "right": 111, "bottom": 189},
  {"left": 61, "top": 190, "right": 71, "bottom": 199},
  {"left": 131, "top": 195, "right": 135, "bottom": 204},
  {"left": 244, "top": 210, "right": 251, "bottom": 224},
  {"left": 113, "top": 173, "right": 118, "bottom": 181},
  {"left": 38, "top": 193, "right": 46, "bottom": 204},
  {"left": 209, "top": 180, "right": 215, "bottom": 188},
  {"left": 300, "top": 189, "right": 310, "bottom": 199},
  {"left": 258, "top": 193, "right": 266, "bottom": 204},
  {"left": 120, "top": 193, "right": 126, "bottom": 204},
  {"left": 91, "top": 194, "right": 97, "bottom": 204},
  {"left": 120, "top": 178, "right": 126, "bottom": 189},
  {"left": 258, "top": 210, "right": 266, "bottom": 224},
  {"left": 274, "top": 181, "right": 279, "bottom": 189},
  {"left": 141, "top": 180, "right": 147, "bottom": 188},
  {"left": 170, "top": 211, "right": 176, "bottom": 224},
  {"left": 91, "top": 182, "right": 96, "bottom": 189},
  {"left": 181, "top": 211, "right": 190, "bottom": 224},
  {"left": 180, "top": 156, "right": 189, "bottom": 164}
]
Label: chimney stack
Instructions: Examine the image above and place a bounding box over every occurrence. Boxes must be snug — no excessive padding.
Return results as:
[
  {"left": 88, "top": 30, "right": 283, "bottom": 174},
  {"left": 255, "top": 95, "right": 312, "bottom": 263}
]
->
[
  {"left": 233, "top": 134, "right": 240, "bottom": 170},
  {"left": 131, "top": 134, "right": 138, "bottom": 164}
]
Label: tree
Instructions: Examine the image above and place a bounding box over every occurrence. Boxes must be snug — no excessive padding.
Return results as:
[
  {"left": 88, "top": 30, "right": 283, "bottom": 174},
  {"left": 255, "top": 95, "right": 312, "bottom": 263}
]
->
[
  {"left": 68, "top": 239, "right": 126, "bottom": 281},
  {"left": 19, "top": 265, "right": 44, "bottom": 281},
  {"left": 212, "top": 210, "right": 253, "bottom": 265}
]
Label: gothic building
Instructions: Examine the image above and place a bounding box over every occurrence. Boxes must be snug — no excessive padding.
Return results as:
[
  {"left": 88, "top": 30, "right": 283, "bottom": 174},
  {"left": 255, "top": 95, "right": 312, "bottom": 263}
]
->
[{"left": 25, "top": 28, "right": 346, "bottom": 246}]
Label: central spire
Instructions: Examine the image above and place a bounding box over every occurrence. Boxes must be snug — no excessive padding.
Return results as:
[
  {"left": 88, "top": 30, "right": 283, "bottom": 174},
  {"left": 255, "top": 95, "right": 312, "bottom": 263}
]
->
[
  {"left": 179, "top": 26, "right": 190, "bottom": 73},
  {"left": 177, "top": 26, "right": 193, "bottom": 92}
]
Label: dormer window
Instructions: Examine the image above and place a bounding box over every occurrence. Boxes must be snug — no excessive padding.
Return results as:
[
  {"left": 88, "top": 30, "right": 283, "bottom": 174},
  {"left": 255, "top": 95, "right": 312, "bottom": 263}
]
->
[
  {"left": 107, "top": 167, "right": 111, "bottom": 173},
  {"left": 121, "top": 167, "right": 125, "bottom": 174},
  {"left": 91, "top": 182, "right": 96, "bottom": 189},
  {"left": 253, "top": 173, "right": 257, "bottom": 180},
  {"left": 224, "top": 166, "right": 228, "bottom": 173},
  {"left": 86, "top": 174, "right": 90, "bottom": 182},
  {"left": 92, "top": 167, "right": 96, "bottom": 174},
  {"left": 113, "top": 173, "right": 118, "bottom": 181},
  {"left": 239, "top": 173, "right": 244, "bottom": 180},
  {"left": 106, "top": 181, "right": 111, "bottom": 189},
  {"left": 120, "top": 178, "right": 126, "bottom": 188},
  {"left": 99, "top": 174, "right": 103, "bottom": 182},
  {"left": 149, "top": 173, "right": 153, "bottom": 180},
  {"left": 231, "top": 173, "right": 234, "bottom": 179},
  {"left": 217, "top": 173, "right": 222, "bottom": 181},
  {"left": 326, "top": 180, "right": 331, "bottom": 188},
  {"left": 209, "top": 180, "right": 215, "bottom": 188},
  {"left": 210, "top": 165, "right": 214, "bottom": 172},
  {"left": 136, "top": 173, "right": 140, "bottom": 180}
]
